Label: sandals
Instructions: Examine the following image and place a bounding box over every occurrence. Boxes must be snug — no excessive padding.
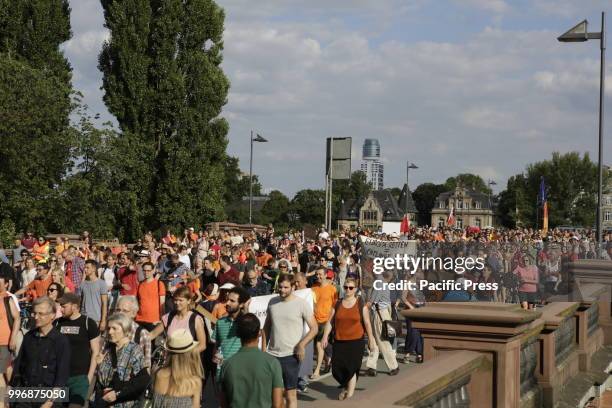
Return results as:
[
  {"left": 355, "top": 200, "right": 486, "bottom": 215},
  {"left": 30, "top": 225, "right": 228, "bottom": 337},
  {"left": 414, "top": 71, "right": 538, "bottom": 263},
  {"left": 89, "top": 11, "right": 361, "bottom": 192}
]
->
[{"left": 339, "top": 390, "right": 348, "bottom": 401}]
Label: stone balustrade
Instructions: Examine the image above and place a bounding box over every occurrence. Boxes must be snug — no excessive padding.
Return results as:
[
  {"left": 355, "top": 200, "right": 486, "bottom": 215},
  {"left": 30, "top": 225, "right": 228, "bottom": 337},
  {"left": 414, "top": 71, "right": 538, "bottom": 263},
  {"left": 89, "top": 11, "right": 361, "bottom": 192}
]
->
[
  {"left": 312, "top": 351, "right": 490, "bottom": 408},
  {"left": 536, "top": 302, "right": 580, "bottom": 407}
]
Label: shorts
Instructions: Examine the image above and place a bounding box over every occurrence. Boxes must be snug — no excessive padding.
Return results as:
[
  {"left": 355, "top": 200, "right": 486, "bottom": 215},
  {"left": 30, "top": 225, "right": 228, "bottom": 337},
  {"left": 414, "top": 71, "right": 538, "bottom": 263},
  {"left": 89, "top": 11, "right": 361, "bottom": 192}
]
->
[
  {"left": 67, "top": 375, "right": 90, "bottom": 405},
  {"left": 315, "top": 323, "right": 326, "bottom": 342},
  {"left": 519, "top": 292, "right": 538, "bottom": 304},
  {"left": 0, "top": 345, "right": 10, "bottom": 373},
  {"left": 277, "top": 355, "right": 300, "bottom": 390}
]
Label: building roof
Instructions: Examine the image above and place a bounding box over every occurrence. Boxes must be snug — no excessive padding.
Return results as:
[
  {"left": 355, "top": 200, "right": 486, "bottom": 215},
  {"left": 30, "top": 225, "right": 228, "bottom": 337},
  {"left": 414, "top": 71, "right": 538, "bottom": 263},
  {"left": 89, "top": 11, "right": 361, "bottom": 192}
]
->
[
  {"left": 434, "top": 187, "right": 493, "bottom": 210},
  {"left": 338, "top": 188, "right": 416, "bottom": 221},
  {"left": 372, "top": 189, "right": 404, "bottom": 221},
  {"left": 338, "top": 198, "right": 360, "bottom": 221},
  {"left": 398, "top": 184, "right": 418, "bottom": 213}
]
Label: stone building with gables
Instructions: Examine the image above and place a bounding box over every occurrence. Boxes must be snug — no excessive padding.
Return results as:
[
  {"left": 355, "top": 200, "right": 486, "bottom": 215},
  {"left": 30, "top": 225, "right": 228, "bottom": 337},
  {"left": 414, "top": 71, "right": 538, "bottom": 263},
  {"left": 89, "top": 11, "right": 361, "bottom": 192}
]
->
[
  {"left": 337, "top": 184, "right": 417, "bottom": 231},
  {"left": 431, "top": 185, "right": 494, "bottom": 228}
]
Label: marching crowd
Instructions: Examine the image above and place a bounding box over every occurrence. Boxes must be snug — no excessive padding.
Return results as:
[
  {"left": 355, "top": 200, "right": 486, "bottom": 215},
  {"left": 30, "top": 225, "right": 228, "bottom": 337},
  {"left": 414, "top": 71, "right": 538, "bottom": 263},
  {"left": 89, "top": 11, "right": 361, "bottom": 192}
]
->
[{"left": 0, "top": 224, "right": 610, "bottom": 407}]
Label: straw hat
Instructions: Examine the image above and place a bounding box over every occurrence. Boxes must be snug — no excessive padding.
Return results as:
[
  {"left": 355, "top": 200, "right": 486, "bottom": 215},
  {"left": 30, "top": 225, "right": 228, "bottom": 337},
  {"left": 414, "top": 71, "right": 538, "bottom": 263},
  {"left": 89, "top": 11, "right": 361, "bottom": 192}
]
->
[{"left": 165, "top": 329, "right": 198, "bottom": 354}]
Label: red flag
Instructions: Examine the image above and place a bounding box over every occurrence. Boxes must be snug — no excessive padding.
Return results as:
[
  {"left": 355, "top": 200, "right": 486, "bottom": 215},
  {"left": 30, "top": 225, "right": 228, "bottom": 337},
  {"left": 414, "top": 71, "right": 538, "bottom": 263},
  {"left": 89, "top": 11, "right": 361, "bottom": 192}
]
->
[
  {"left": 446, "top": 206, "right": 456, "bottom": 226},
  {"left": 400, "top": 214, "right": 410, "bottom": 234}
]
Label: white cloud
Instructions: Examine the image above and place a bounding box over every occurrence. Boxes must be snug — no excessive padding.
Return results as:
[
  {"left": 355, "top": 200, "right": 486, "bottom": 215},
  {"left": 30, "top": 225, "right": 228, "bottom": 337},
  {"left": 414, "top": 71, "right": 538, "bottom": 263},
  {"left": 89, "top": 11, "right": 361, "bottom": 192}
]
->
[
  {"left": 454, "top": 0, "right": 510, "bottom": 14},
  {"left": 63, "top": 0, "right": 612, "bottom": 196}
]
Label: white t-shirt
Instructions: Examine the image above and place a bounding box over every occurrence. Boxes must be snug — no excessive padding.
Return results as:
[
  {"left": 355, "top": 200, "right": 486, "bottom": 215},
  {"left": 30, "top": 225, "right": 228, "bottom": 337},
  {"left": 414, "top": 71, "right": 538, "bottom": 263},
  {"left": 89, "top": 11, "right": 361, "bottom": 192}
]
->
[
  {"left": 179, "top": 254, "right": 191, "bottom": 270},
  {"left": 21, "top": 268, "right": 37, "bottom": 288},
  {"left": 100, "top": 267, "right": 116, "bottom": 290},
  {"left": 266, "top": 296, "right": 313, "bottom": 357}
]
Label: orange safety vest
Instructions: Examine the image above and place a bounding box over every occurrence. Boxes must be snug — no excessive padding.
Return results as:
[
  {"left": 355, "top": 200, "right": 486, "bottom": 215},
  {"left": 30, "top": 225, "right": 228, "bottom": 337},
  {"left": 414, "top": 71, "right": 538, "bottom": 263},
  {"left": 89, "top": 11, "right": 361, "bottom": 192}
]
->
[{"left": 32, "top": 241, "right": 50, "bottom": 261}]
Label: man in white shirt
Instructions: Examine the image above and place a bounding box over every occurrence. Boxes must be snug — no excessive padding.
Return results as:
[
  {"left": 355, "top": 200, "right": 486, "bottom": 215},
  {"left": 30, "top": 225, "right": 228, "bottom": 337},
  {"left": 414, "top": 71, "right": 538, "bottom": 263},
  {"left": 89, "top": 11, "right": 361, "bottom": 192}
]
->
[{"left": 264, "top": 274, "right": 317, "bottom": 408}]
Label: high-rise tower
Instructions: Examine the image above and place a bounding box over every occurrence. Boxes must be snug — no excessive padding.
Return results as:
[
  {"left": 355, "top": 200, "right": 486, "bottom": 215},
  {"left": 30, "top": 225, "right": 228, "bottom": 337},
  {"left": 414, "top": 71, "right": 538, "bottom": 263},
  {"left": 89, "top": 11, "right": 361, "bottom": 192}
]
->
[{"left": 360, "top": 139, "right": 384, "bottom": 190}]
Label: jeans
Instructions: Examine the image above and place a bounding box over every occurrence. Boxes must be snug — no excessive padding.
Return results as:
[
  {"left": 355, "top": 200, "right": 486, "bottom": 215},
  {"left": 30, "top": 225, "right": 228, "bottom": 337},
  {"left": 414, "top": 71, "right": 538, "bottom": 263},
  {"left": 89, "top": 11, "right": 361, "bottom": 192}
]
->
[{"left": 404, "top": 318, "right": 423, "bottom": 355}]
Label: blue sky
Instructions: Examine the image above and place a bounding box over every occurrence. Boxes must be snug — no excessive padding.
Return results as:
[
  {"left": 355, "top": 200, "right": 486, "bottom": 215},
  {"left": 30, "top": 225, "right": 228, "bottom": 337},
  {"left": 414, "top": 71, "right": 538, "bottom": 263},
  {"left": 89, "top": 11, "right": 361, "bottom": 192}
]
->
[{"left": 64, "top": 0, "right": 612, "bottom": 197}]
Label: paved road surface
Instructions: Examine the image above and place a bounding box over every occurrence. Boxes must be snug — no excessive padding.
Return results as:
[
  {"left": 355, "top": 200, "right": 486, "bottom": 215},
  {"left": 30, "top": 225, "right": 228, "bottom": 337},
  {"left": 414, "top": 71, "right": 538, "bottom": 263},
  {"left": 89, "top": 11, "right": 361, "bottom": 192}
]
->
[{"left": 202, "top": 352, "right": 419, "bottom": 407}]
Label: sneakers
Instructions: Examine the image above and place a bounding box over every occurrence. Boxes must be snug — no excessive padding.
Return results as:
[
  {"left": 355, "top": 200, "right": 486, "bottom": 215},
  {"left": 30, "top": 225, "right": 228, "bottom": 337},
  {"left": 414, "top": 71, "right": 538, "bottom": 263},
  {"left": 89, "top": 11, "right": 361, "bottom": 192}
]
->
[
  {"left": 366, "top": 368, "right": 377, "bottom": 377},
  {"left": 389, "top": 368, "right": 400, "bottom": 376},
  {"left": 297, "top": 377, "right": 309, "bottom": 393}
]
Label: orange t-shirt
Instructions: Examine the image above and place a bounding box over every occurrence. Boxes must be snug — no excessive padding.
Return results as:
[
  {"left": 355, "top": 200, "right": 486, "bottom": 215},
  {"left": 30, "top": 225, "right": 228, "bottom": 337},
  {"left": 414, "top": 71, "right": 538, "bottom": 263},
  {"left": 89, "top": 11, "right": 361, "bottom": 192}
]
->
[
  {"left": 136, "top": 279, "right": 166, "bottom": 323},
  {"left": 256, "top": 253, "right": 273, "bottom": 267},
  {"left": 212, "top": 302, "right": 227, "bottom": 319},
  {"left": 0, "top": 294, "right": 14, "bottom": 345},
  {"left": 177, "top": 279, "right": 200, "bottom": 295},
  {"left": 27, "top": 276, "right": 53, "bottom": 299},
  {"left": 312, "top": 284, "right": 338, "bottom": 324}
]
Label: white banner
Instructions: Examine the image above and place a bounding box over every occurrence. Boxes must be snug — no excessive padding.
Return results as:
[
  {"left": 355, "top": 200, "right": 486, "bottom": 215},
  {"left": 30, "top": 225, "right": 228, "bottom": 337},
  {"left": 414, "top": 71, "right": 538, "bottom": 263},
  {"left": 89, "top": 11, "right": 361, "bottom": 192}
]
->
[
  {"left": 381, "top": 221, "right": 401, "bottom": 235},
  {"left": 360, "top": 236, "right": 418, "bottom": 259}
]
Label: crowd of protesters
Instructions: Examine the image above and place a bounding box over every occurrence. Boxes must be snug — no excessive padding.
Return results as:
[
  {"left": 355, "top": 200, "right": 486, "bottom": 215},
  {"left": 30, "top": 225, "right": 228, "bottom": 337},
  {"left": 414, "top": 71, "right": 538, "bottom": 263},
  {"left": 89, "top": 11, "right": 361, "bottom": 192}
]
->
[{"left": 0, "top": 224, "right": 610, "bottom": 407}]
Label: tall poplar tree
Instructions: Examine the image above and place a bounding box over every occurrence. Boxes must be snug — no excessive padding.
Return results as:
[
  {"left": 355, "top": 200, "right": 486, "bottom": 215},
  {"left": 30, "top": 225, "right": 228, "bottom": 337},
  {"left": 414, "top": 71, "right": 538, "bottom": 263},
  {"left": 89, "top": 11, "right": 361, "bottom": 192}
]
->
[
  {"left": 0, "top": 0, "right": 73, "bottom": 233},
  {"left": 99, "top": 0, "right": 230, "bottom": 238}
]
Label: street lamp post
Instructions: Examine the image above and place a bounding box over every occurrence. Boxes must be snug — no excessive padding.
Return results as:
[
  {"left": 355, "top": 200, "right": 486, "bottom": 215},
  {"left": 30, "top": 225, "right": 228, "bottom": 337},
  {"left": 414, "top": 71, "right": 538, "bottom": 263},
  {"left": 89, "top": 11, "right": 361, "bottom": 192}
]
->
[
  {"left": 488, "top": 180, "right": 497, "bottom": 227},
  {"left": 558, "top": 12, "right": 606, "bottom": 251},
  {"left": 249, "top": 131, "right": 268, "bottom": 225}
]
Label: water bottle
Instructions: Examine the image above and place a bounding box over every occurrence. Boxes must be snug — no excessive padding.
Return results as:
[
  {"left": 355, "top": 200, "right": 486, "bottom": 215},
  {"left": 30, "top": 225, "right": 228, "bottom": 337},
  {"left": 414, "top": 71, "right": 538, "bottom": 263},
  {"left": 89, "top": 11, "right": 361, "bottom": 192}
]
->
[{"left": 213, "top": 348, "right": 223, "bottom": 365}]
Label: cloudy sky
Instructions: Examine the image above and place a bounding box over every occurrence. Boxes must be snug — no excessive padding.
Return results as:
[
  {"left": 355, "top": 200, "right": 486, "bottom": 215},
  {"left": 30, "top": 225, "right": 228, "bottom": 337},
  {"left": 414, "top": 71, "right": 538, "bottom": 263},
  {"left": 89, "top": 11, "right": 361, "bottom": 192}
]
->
[{"left": 64, "top": 0, "right": 612, "bottom": 197}]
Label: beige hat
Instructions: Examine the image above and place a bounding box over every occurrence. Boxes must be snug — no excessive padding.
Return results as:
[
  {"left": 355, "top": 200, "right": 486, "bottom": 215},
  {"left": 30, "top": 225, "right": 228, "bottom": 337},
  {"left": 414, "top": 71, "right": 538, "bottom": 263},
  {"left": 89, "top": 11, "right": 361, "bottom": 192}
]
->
[{"left": 165, "top": 329, "right": 198, "bottom": 354}]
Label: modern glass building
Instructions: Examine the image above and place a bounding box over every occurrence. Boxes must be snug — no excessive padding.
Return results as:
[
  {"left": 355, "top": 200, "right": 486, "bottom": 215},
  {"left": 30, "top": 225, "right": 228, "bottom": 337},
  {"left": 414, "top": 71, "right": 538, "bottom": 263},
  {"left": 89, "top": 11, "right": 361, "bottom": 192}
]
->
[{"left": 360, "top": 139, "right": 384, "bottom": 190}]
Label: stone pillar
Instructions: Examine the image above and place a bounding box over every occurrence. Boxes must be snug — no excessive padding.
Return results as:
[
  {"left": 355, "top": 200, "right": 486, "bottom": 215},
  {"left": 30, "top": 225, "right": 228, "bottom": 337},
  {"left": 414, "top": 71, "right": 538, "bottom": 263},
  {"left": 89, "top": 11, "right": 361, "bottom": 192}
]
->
[
  {"left": 403, "top": 302, "right": 543, "bottom": 408},
  {"left": 568, "top": 260, "right": 612, "bottom": 344},
  {"left": 537, "top": 302, "right": 581, "bottom": 408}
]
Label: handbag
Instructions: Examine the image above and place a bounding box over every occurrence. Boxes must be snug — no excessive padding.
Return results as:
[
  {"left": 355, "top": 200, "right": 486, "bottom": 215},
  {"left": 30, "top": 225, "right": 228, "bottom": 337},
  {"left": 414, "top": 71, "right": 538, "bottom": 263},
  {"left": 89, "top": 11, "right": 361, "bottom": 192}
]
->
[{"left": 375, "top": 303, "right": 403, "bottom": 341}]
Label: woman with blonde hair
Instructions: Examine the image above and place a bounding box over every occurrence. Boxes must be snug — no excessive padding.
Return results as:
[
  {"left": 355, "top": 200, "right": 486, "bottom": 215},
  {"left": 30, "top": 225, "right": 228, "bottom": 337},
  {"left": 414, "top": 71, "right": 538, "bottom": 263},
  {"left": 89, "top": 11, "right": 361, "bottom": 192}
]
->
[
  {"left": 152, "top": 329, "right": 203, "bottom": 407},
  {"left": 50, "top": 267, "right": 74, "bottom": 293}
]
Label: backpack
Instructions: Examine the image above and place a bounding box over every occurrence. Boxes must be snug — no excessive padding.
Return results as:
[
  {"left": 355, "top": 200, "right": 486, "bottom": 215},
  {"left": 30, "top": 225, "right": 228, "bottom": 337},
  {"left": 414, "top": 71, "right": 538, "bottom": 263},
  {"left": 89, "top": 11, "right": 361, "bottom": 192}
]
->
[{"left": 3, "top": 296, "right": 14, "bottom": 329}]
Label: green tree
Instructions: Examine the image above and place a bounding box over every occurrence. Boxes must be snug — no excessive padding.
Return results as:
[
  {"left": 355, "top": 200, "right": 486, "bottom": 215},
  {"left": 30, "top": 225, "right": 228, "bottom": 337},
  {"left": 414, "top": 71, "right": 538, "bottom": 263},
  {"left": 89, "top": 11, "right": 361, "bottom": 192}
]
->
[
  {"left": 223, "top": 156, "right": 261, "bottom": 204},
  {"left": 389, "top": 187, "right": 402, "bottom": 201},
  {"left": 0, "top": 0, "right": 72, "bottom": 83},
  {"left": 496, "top": 174, "right": 530, "bottom": 228},
  {"left": 497, "top": 152, "right": 603, "bottom": 228},
  {"left": 332, "top": 171, "right": 372, "bottom": 224},
  {"left": 445, "top": 173, "right": 491, "bottom": 194},
  {"left": 0, "top": 0, "right": 73, "bottom": 234},
  {"left": 412, "top": 183, "right": 447, "bottom": 226},
  {"left": 99, "top": 0, "right": 230, "bottom": 239},
  {"left": 260, "top": 190, "right": 290, "bottom": 225},
  {"left": 290, "top": 189, "right": 326, "bottom": 226},
  {"left": 49, "top": 98, "right": 121, "bottom": 238},
  {"left": 0, "top": 58, "right": 73, "bottom": 233}
]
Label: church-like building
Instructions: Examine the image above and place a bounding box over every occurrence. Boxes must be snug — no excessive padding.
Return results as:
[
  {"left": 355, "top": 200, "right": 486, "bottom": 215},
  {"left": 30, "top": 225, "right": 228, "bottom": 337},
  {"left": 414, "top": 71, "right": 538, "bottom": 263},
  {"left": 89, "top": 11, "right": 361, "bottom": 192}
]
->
[{"left": 337, "top": 184, "right": 417, "bottom": 231}]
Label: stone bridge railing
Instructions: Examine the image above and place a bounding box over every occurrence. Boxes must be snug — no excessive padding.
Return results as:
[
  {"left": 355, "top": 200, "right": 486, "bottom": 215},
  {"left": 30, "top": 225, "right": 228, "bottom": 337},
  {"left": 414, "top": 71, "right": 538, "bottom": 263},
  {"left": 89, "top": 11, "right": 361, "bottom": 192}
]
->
[
  {"left": 311, "top": 259, "right": 612, "bottom": 408},
  {"left": 314, "top": 351, "right": 490, "bottom": 408},
  {"left": 401, "top": 298, "right": 606, "bottom": 408}
]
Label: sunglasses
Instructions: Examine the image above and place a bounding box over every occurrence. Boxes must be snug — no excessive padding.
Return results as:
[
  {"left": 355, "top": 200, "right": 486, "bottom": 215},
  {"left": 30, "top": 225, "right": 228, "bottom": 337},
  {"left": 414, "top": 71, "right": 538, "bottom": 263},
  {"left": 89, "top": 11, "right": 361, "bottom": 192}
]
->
[
  {"left": 343, "top": 286, "right": 356, "bottom": 290},
  {"left": 47, "top": 288, "right": 58, "bottom": 293}
]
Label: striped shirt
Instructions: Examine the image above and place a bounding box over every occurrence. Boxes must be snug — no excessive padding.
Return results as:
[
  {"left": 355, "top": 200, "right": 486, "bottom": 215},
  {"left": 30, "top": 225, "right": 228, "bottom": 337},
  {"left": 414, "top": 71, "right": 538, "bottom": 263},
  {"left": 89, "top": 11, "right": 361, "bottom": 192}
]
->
[{"left": 213, "top": 316, "right": 242, "bottom": 375}]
